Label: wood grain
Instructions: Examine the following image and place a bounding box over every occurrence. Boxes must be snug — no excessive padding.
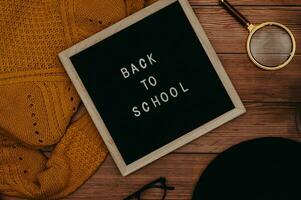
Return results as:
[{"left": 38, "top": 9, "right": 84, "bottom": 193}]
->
[
  {"left": 221, "top": 54, "right": 301, "bottom": 102},
  {"left": 2, "top": 0, "right": 301, "bottom": 200},
  {"left": 177, "top": 102, "right": 300, "bottom": 153}
]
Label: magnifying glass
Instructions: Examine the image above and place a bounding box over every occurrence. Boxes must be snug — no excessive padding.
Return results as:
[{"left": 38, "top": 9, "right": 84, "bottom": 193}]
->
[{"left": 220, "top": 0, "right": 296, "bottom": 70}]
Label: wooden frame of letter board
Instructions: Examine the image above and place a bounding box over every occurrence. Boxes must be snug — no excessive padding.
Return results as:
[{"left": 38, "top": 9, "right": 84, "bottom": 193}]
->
[{"left": 59, "top": 0, "right": 246, "bottom": 176}]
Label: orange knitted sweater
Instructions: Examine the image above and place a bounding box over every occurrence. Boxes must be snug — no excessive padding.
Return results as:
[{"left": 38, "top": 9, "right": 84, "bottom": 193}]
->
[{"left": 0, "top": 0, "right": 155, "bottom": 199}]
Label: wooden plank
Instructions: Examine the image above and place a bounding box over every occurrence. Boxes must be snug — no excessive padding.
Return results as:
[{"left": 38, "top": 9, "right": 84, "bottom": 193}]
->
[
  {"left": 194, "top": 7, "right": 301, "bottom": 54},
  {"left": 2, "top": 154, "right": 215, "bottom": 200},
  {"left": 221, "top": 54, "right": 301, "bottom": 102},
  {"left": 189, "top": 0, "right": 301, "bottom": 6},
  {"left": 177, "top": 102, "right": 301, "bottom": 153}
]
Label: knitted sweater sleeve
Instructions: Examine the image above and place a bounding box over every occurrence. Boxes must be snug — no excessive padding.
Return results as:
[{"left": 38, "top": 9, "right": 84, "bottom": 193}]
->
[{"left": 0, "top": 113, "right": 108, "bottom": 199}]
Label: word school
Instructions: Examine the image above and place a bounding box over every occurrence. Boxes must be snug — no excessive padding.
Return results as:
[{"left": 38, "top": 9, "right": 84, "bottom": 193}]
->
[
  {"left": 119, "top": 53, "right": 190, "bottom": 117},
  {"left": 132, "top": 82, "right": 189, "bottom": 117}
]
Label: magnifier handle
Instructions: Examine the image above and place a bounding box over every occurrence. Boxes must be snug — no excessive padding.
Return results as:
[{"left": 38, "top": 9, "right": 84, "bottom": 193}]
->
[{"left": 220, "top": 0, "right": 251, "bottom": 28}]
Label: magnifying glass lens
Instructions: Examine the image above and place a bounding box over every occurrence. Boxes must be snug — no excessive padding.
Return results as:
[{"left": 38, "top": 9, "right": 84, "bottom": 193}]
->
[{"left": 250, "top": 25, "right": 293, "bottom": 68}]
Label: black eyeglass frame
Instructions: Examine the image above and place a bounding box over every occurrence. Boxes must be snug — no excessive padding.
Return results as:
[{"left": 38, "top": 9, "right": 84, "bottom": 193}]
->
[{"left": 124, "top": 177, "right": 175, "bottom": 200}]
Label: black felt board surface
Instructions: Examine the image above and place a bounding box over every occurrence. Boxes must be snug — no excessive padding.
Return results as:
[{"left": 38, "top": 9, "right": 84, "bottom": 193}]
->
[{"left": 70, "top": 1, "right": 235, "bottom": 164}]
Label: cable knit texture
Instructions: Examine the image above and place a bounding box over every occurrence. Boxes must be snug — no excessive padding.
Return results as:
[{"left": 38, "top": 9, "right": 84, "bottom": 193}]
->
[{"left": 0, "top": 0, "right": 156, "bottom": 199}]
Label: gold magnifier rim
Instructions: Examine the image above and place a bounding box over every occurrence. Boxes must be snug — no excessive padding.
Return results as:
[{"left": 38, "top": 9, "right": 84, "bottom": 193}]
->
[{"left": 246, "top": 22, "right": 296, "bottom": 71}]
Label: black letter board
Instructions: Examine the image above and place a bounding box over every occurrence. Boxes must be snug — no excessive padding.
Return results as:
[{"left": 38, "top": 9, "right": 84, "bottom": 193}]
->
[{"left": 59, "top": 0, "right": 245, "bottom": 176}]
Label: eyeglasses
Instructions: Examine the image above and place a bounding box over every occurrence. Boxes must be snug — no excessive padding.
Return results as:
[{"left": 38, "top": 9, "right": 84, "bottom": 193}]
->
[{"left": 124, "top": 177, "right": 175, "bottom": 200}]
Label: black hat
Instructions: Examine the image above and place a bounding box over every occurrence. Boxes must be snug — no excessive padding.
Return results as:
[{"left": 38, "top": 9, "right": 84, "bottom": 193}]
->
[{"left": 192, "top": 137, "right": 301, "bottom": 200}]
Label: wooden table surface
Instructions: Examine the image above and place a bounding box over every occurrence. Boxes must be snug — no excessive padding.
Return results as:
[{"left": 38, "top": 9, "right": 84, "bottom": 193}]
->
[{"left": 3, "top": 0, "right": 301, "bottom": 199}]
